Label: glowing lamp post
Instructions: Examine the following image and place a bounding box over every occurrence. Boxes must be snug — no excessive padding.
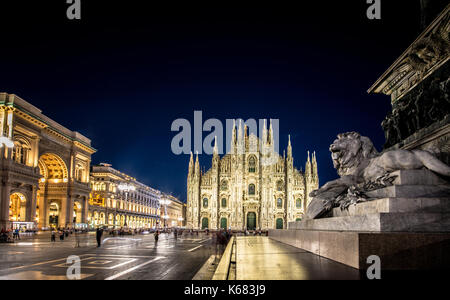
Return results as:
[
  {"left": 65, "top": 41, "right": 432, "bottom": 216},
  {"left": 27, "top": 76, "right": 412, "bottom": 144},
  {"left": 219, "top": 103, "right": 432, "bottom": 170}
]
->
[
  {"left": 159, "top": 199, "right": 171, "bottom": 228},
  {"left": 118, "top": 183, "right": 136, "bottom": 227}
]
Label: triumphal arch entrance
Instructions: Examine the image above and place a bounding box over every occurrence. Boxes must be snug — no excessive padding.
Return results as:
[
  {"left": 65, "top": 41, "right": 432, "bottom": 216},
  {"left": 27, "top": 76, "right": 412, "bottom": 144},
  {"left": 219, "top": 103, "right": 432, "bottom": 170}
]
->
[{"left": 0, "top": 93, "right": 96, "bottom": 230}]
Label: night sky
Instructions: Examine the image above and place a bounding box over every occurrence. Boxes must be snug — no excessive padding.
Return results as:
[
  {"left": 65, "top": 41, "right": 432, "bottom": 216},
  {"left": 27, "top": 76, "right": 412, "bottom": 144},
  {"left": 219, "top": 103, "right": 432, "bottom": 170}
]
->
[{"left": 0, "top": 1, "right": 445, "bottom": 201}]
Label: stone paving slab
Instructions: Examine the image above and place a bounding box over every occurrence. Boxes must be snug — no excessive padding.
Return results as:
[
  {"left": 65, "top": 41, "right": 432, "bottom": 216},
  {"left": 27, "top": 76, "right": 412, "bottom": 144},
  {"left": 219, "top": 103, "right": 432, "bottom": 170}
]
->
[{"left": 235, "top": 236, "right": 360, "bottom": 280}]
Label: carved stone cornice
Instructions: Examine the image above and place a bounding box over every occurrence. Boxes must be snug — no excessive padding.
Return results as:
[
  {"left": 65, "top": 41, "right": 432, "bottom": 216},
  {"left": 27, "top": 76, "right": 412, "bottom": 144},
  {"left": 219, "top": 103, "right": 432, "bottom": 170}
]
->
[{"left": 368, "top": 4, "right": 450, "bottom": 104}]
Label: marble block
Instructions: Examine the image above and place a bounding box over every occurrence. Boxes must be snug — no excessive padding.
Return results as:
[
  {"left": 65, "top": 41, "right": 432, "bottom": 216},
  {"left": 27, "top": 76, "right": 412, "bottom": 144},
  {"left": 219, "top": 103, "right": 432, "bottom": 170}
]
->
[{"left": 332, "top": 197, "right": 450, "bottom": 217}]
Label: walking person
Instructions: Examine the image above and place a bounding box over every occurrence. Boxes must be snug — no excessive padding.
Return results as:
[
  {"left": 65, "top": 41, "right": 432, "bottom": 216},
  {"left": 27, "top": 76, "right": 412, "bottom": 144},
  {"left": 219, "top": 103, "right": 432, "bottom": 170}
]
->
[
  {"left": 96, "top": 227, "right": 103, "bottom": 247},
  {"left": 51, "top": 230, "right": 56, "bottom": 242},
  {"left": 154, "top": 230, "right": 159, "bottom": 244},
  {"left": 74, "top": 230, "right": 81, "bottom": 248}
]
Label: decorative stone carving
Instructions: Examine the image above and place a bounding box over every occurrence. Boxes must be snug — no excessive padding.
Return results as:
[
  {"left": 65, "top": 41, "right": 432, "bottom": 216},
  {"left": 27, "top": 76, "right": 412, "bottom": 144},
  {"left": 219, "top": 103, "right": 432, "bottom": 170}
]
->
[
  {"left": 381, "top": 63, "right": 450, "bottom": 148},
  {"left": 306, "top": 132, "right": 450, "bottom": 220}
]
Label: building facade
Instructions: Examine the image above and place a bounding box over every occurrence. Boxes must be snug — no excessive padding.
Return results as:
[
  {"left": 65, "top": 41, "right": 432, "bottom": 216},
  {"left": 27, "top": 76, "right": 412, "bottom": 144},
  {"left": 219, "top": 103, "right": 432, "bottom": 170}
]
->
[
  {"left": 89, "top": 163, "right": 161, "bottom": 229},
  {"left": 0, "top": 93, "right": 95, "bottom": 231},
  {"left": 160, "top": 194, "right": 186, "bottom": 228},
  {"left": 186, "top": 120, "right": 319, "bottom": 230}
]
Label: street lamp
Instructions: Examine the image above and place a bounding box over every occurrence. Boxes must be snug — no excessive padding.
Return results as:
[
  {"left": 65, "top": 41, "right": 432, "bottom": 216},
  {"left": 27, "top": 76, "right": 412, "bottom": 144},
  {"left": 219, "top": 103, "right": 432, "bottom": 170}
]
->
[
  {"left": 159, "top": 199, "right": 171, "bottom": 228},
  {"left": 118, "top": 183, "right": 136, "bottom": 228}
]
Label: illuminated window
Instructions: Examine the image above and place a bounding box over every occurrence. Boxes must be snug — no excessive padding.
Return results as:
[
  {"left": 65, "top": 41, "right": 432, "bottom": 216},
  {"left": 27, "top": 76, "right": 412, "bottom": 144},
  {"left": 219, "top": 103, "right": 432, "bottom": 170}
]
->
[
  {"left": 248, "top": 184, "right": 255, "bottom": 195},
  {"left": 277, "top": 180, "right": 284, "bottom": 191},
  {"left": 277, "top": 198, "right": 282, "bottom": 208},
  {"left": 248, "top": 156, "right": 256, "bottom": 173},
  {"left": 220, "top": 180, "right": 228, "bottom": 191}
]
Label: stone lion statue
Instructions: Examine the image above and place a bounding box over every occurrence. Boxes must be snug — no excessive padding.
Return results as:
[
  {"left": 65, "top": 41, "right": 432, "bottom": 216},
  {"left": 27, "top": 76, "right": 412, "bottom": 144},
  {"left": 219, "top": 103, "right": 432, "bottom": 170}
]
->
[{"left": 306, "top": 132, "right": 450, "bottom": 220}]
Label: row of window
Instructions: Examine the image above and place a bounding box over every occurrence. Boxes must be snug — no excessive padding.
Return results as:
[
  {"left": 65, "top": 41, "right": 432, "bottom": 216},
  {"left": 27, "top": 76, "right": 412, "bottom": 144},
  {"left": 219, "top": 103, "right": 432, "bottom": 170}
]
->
[
  {"left": 220, "top": 181, "right": 286, "bottom": 194},
  {"left": 202, "top": 197, "right": 303, "bottom": 209}
]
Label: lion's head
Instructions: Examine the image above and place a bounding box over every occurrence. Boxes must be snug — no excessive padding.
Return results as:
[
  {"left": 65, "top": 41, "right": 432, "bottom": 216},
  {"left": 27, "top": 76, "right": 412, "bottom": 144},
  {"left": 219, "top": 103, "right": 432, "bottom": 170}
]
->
[{"left": 330, "top": 132, "right": 379, "bottom": 176}]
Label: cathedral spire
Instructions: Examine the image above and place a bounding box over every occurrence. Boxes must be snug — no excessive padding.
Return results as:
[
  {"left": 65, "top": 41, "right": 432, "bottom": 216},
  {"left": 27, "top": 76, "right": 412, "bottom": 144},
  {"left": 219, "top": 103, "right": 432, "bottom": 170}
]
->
[
  {"left": 262, "top": 119, "right": 267, "bottom": 146},
  {"left": 213, "top": 135, "right": 218, "bottom": 156},
  {"left": 312, "top": 151, "right": 318, "bottom": 182},
  {"left": 305, "top": 150, "right": 311, "bottom": 179},
  {"left": 237, "top": 120, "right": 244, "bottom": 154},
  {"left": 195, "top": 151, "right": 200, "bottom": 172},
  {"left": 269, "top": 120, "right": 273, "bottom": 143},
  {"left": 231, "top": 119, "right": 237, "bottom": 154},
  {"left": 287, "top": 135, "right": 292, "bottom": 158},
  {"left": 188, "top": 151, "right": 194, "bottom": 172}
]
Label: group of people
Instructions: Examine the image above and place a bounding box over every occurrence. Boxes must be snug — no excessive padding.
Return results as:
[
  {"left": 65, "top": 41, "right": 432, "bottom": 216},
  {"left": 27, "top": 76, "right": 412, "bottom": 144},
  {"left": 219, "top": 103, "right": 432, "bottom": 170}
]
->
[
  {"left": 50, "top": 227, "right": 74, "bottom": 242},
  {"left": 0, "top": 227, "right": 27, "bottom": 243},
  {"left": 0, "top": 228, "right": 12, "bottom": 243}
]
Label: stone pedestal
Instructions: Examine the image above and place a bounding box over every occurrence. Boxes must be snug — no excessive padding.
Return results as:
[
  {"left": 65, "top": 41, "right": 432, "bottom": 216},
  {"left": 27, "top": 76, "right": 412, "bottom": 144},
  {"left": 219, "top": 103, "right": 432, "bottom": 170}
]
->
[{"left": 270, "top": 169, "right": 450, "bottom": 270}]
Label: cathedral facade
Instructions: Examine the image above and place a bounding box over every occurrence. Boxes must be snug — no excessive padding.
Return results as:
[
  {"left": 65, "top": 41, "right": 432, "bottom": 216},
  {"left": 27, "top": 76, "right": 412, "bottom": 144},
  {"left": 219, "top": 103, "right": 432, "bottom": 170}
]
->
[{"left": 186, "top": 121, "right": 319, "bottom": 230}]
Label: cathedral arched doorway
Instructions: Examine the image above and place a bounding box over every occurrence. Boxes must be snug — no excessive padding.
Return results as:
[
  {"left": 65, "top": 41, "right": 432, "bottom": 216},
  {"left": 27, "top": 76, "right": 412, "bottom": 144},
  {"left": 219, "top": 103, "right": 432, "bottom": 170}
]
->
[
  {"left": 220, "top": 217, "right": 227, "bottom": 229},
  {"left": 49, "top": 202, "right": 59, "bottom": 228},
  {"left": 9, "top": 193, "right": 27, "bottom": 222},
  {"left": 247, "top": 212, "right": 256, "bottom": 230},
  {"left": 276, "top": 218, "right": 283, "bottom": 229},
  {"left": 201, "top": 217, "right": 209, "bottom": 229}
]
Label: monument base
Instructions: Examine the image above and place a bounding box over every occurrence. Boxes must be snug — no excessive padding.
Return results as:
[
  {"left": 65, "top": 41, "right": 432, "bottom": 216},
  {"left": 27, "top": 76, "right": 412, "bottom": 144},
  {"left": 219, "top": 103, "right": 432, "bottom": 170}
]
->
[
  {"left": 268, "top": 229, "right": 450, "bottom": 270},
  {"left": 273, "top": 169, "right": 450, "bottom": 270}
]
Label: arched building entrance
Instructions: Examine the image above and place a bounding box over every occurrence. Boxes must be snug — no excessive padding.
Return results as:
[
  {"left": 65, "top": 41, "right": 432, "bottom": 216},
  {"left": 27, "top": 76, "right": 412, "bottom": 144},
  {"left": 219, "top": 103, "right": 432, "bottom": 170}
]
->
[
  {"left": 247, "top": 212, "right": 256, "bottom": 230},
  {"left": 48, "top": 202, "right": 60, "bottom": 228},
  {"left": 73, "top": 202, "right": 82, "bottom": 224},
  {"left": 9, "top": 193, "right": 27, "bottom": 222}
]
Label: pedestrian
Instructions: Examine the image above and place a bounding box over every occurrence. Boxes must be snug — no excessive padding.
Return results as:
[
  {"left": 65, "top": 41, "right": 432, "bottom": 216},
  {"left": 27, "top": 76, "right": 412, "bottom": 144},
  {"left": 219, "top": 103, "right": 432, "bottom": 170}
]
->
[
  {"left": 96, "top": 227, "right": 103, "bottom": 247},
  {"left": 59, "top": 230, "right": 64, "bottom": 241},
  {"left": 75, "top": 230, "right": 80, "bottom": 248},
  {"left": 51, "top": 230, "right": 56, "bottom": 242},
  {"left": 174, "top": 229, "right": 178, "bottom": 239},
  {"left": 154, "top": 231, "right": 159, "bottom": 243}
]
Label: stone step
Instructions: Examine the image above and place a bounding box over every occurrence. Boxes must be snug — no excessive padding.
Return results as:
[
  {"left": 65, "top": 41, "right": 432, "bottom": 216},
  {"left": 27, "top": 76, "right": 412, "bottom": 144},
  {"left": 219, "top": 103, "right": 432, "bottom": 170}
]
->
[
  {"left": 332, "top": 197, "right": 450, "bottom": 217},
  {"left": 295, "top": 212, "right": 450, "bottom": 232},
  {"left": 365, "top": 184, "right": 450, "bottom": 198},
  {"left": 390, "top": 169, "right": 449, "bottom": 186}
]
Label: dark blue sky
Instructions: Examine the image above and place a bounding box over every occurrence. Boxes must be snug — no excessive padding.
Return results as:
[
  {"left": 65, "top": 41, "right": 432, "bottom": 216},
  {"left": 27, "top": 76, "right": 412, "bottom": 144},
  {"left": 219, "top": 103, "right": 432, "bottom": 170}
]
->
[{"left": 0, "top": 1, "right": 441, "bottom": 201}]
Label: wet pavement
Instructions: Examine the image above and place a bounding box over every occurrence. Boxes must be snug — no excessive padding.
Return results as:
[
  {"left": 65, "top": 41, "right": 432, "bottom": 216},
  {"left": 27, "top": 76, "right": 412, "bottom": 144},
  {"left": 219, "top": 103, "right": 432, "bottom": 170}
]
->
[
  {"left": 235, "top": 236, "right": 361, "bottom": 280},
  {"left": 0, "top": 231, "right": 217, "bottom": 280}
]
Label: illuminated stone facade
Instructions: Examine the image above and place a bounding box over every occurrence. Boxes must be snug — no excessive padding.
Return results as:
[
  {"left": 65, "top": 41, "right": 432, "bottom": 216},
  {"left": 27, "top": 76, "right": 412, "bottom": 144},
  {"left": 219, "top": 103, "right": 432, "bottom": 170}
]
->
[
  {"left": 0, "top": 93, "right": 95, "bottom": 230},
  {"left": 187, "top": 121, "right": 319, "bottom": 230},
  {"left": 89, "top": 163, "right": 161, "bottom": 229},
  {"left": 160, "top": 193, "right": 186, "bottom": 228}
]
